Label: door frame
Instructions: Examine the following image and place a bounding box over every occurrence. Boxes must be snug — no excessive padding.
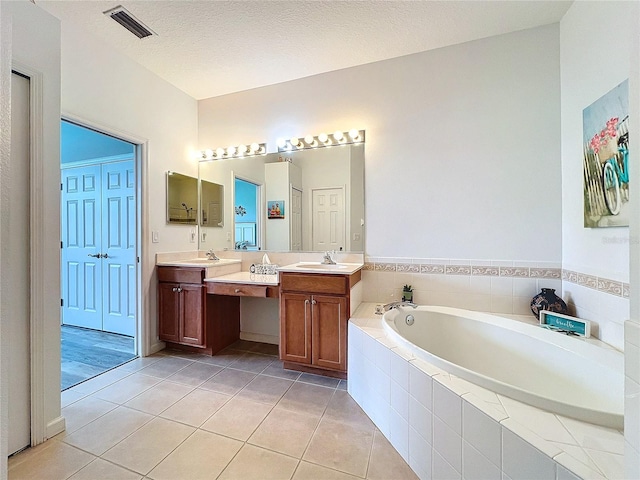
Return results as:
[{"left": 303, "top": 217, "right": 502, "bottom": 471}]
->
[
  {"left": 10, "top": 61, "right": 47, "bottom": 447},
  {"left": 62, "top": 113, "right": 148, "bottom": 360}
]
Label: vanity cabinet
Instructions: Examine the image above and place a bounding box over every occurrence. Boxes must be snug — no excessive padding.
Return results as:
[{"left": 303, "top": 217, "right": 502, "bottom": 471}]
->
[
  {"left": 157, "top": 266, "right": 206, "bottom": 348},
  {"left": 280, "top": 271, "right": 360, "bottom": 376}
]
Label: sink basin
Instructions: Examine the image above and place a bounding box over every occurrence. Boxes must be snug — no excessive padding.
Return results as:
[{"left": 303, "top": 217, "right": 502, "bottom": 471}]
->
[{"left": 295, "top": 263, "right": 349, "bottom": 270}]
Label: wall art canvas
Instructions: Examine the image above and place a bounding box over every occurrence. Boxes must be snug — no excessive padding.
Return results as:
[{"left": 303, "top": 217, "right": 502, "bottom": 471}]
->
[
  {"left": 267, "top": 200, "right": 285, "bottom": 219},
  {"left": 583, "top": 79, "right": 629, "bottom": 228}
]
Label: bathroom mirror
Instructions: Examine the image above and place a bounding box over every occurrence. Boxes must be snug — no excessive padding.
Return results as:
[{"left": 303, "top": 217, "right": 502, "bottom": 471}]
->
[
  {"left": 198, "top": 143, "right": 365, "bottom": 252},
  {"left": 166, "top": 171, "right": 198, "bottom": 224},
  {"left": 200, "top": 180, "right": 224, "bottom": 227}
]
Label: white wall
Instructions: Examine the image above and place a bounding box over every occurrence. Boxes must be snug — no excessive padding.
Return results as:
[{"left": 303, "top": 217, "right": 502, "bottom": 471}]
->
[
  {"left": 560, "top": 2, "right": 634, "bottom": 347},
  {"left": 1, "top": 1, "right": 62, "bottom": 475},
  {"left": 199, "top": 24, "right": 562, "bottom": 263},
  {"left": 560, "top": 2, "right": 640, "bottom": 477},
  {"left": 58, "top": 21, "right": 198, "bottom": 354}
]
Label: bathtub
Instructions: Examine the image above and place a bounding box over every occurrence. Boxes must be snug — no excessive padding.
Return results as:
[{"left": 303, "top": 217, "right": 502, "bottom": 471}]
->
[{"left": 382, "top": 305, "right": 624, "bottom": 429}]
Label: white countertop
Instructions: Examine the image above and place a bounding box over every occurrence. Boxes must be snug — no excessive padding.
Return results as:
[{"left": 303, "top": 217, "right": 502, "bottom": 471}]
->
[
  {"left": 156, "top": 258, "right": 241, "bottom": 268},
  {"left": 204, "top": 271, "right": 279, "bottom": 286},
  {"left": 278, "top": 262, "right": 363, "bottom": 275}
]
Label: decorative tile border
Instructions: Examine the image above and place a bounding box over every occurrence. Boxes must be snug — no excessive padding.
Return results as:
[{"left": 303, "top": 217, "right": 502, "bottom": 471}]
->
[{"left": 363, "top": 261, "right": 629, "bottom": 298}]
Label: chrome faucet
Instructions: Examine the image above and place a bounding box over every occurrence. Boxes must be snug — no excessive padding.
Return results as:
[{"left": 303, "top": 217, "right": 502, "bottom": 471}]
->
[
  {"left": 322, "top": 250, "right": 336, "bottom": 265},
  {"left": 205, "top": 249, "right": 219, "bottom": 260},
  {"left": 382, "top": 301, "right": 418, "bottom": 312}
]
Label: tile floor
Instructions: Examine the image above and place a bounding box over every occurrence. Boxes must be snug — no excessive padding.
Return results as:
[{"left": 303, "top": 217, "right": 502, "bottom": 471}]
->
[{"left": 9, "top": 340, "right": 418, "bottom": 480}]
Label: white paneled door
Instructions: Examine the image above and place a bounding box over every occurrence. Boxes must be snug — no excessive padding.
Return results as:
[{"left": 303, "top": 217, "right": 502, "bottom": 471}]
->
[
  {"left": 311, "top": 187, "right": 345, "bottom": 252},
  {"left": 61, "top": 160, "right": 136, "bottom": 336}
]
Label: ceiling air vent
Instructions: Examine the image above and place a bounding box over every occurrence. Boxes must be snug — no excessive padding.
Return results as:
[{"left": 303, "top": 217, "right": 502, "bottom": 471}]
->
[{"left": 103, "top": 6, "right": 155, "bottom": 39}]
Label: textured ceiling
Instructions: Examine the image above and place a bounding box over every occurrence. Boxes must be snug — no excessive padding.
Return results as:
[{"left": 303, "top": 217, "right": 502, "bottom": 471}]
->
[{"left": 37, "top": 0, "right": 572, "bottom": 100}]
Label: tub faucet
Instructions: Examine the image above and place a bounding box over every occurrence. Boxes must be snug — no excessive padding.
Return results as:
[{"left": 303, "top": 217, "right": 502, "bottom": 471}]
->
[
  {"left": 383, "top": 301, "right": 418, "bottom": 312},
  {"left": 205, "top": 249, "right": 219, "bottom": 260},
  {"left": 322, "top": 250, "right": 336, "bottom": 265}
]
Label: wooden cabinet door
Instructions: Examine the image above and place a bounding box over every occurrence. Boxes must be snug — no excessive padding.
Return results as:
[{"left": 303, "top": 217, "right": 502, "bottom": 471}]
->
[
  {"left": 158, "top": 282, "right": 180, "bottom": 343},
  {"left": 279, "top": 293, "right": 312, "bottom": 364},
  {"left": 180, "top": 284, "right": 205, "bottom": 347},
  {"left": 311, "top": 295, "right": 347, "bottom": 371}
]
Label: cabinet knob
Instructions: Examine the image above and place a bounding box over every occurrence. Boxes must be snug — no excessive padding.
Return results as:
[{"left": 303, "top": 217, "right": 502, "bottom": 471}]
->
[
  {"left": 172, "top": 287, "right": 178, "bottom": 292},
  {"left": 178, "top": 287, "right": 182, "bottom": 293},
  {"left": 305, "top": 299, "right": 310, "bottom": 305},
  {"left": 311, "top": 299, "right": 317, "bottom": 305},
  {"left": 234, "top": 288, "right": 241, "bottom": 293}
]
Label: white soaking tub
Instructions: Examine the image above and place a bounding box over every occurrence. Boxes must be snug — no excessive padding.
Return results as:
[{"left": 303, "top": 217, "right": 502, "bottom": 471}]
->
[{"left": 382, "top": 305, "right": 624, "bottom": 429}]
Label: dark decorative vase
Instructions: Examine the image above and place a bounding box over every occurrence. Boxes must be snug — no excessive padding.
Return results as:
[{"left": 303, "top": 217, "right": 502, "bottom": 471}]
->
[{"left": 530, "top": 288, "right": 568, "bottom": 319}]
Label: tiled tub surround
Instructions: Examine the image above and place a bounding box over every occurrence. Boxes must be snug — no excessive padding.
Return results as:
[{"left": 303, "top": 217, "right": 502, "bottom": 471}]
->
[
  {"left": 361, "top": 258, "right": 629, "bottom": 350},
  {"left": 348, "top": 304, "right": 625, "bottom": 480}
]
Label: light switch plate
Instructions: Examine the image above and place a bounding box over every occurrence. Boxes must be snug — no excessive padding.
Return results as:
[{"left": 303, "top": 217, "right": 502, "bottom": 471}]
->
[{"left": 152, "top": 231, "right": 159, "bottom": 243}]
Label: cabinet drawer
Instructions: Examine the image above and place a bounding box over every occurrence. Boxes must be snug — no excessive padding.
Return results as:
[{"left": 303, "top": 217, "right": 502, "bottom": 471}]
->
[
  {"left": 208, "top": 282, "right": 269, "bottom": 297},
  {"left": 280, "top": 273, "right": 348, "bottom": 295},
  {"left": 157, "top": 266, "right": 204, "bottom": 284}
]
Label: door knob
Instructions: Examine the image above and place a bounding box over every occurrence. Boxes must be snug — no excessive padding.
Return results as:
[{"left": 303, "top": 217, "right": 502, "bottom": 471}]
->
[
  {"left": 88, "top": 253, "right": 101, "bottom": 258},
  {"left": 102, "top": 253, "right": 109, "bottom": 259}
]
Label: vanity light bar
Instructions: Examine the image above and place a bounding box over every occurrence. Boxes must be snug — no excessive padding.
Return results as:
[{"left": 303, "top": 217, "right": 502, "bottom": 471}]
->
[
  {"left": 276, "top": 129, "right": 365, "bottom": 152},
  {"left": 199, "top": 142, "right": 267, "bottom": 161}
]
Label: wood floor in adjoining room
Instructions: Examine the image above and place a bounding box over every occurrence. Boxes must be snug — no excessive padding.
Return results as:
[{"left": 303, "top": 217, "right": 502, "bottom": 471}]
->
[
  {"left": 12, "top": 340, "right": 417, "bottom": 480},
  {"left": 61, "top": 325, "right": 137, "bottom": 391}
]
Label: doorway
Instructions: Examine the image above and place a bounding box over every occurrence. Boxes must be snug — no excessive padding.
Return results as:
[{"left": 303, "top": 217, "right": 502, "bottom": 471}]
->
[
  {"left": 60, "top": 120, "right": 138, "bottom": 390},
  {"left": 311, "top": 186, "right": 345, "bottom": 252},
  {"left": 234, "top": 176, "right": 262, "bottom": 250}
]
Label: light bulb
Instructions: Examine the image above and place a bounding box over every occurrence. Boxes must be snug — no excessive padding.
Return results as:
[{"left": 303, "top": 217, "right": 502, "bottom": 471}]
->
[
  {"left": 205, "top": 149, "right": 213, "bottom": 158},
  {"left": 276, "top": 138, "right": 286, "bottom": 148},
  {"left": 238, "top": 144, "right": 248, "bottom": 156},
  {"left": 227, "top": 146, "right": 237, "bottom": 156},
  {"left": 215, "top": 148, "right": 225, "bottom": 158},
  {"left": 304, "top": 135, "right": 317, "bottom": 147},
  {"left": 318, "top": 132, "right": 329, "bottom": 144},
  {"left": 349, "top": 129, "right": 360, "bottom": 141},
  {"left": 290, "top": 137, "right": 301, "bottom": 148},
  {"left": 333, "top": 130, "right": 344, "bottom": 142},
  {"left": 250, "top": 142, "right": 260, "bottom": 153}
]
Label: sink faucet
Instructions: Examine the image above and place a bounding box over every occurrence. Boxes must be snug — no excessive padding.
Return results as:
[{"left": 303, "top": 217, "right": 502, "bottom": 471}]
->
[
  {"left": 205, "top": 249, "right": 219, "bottom": 260},
  {"left": 382, "top": 301, "right": 418, "bottom": 312},
  {"left": 322, "top": 250, "right": 336, "bottom": 265}
]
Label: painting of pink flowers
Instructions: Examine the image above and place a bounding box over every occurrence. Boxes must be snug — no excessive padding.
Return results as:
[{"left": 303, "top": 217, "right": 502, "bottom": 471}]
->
[{"left": 583, "top": 80, "right": 629, "bottom": 228}]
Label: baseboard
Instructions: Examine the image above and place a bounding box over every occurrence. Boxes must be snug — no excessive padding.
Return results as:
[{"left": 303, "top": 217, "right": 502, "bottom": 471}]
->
[
  {"left": 46, "top": 416, "right": 65, "bottom": 439},
  {"left": 147, "top": 341, "right": 166, "bottom": 356},
  {"left": 239, "top": 332, "right": 279, "bottom": 345}
]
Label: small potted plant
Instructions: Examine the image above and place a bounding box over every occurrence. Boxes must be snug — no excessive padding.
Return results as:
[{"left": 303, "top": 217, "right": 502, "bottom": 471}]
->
[{"left": 402, "top": 284, "right": 413, "bottom": 302}]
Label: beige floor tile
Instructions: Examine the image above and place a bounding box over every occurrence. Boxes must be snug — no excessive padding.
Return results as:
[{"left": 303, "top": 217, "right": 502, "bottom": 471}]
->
[
  {"left": 102, "top": 417, "right": 195, "bottom": 475},
  {"left": 62, "top": 396, "right": 118, "bottom": 434},
  {"left": 293, "top": 461, "right": 361, "bottom": 480},
  {"left": 115, "top": 356, "right": 163, "bottom": 374},
  {"left": 199, "top": 368, "right": 256, "bottom": 395},
  {"left": 8, "top": 440, "right": 95, "bottom": 480},
  {"left": 63, "top": 406, "right": 153, "bottom": 455},
  {"left": 138, "top": 356, "right": 194, "bottom": 379},
  {"left": 236, "top": 375, "right": 293, "bottom": 405},
  {"left": 160, "top": 388, "right": 231, "bottom": 427},
  {"left": 124, "top": 380, "right": 194, "bottom": 415},
  {"left": 367, "top": 430, "right": 418, "bottom": 480},
  {"left": 165, "top": 362, "right": 222, "bottom": 386},
  {"left": 201, "top": 397, "right": 272, "bottom": 441},
  {"left": 61, "top": 389, "right": 87, "bottom": 408},
  {"left": 196, "top": 350, "right": 243, "bottom": 367},
  {"left": 248, "top": 407, "right": 320, "bottom": 458},
  {"left": 67, "top": 458, "right": 143, "bottom": 480},
  {"left": 303, "top": 417, "right": 374, "bottom": 477},
  {"left": 148, "top": 429, "right": 242, "bottom": 480},
  {"left": 228, "top": 352, "right": 275, "bottom": 373},
  {"left": 69, "top": 367, "right": 133, "bottom": 395},
  {"left": 93, "top": 373, "right": 162, "bottom": 404},
  {"left": 261, "top": 363, "right": 302, "bottom": 381},
  {"left": 323, "top": 390, "right": 375, "bottom": 430},
  {"left": 278, "top": 382, "right": 335, "bottom": 417},
  {"left": 218, "top": 444, "right": 299, "bottom": 480}
]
